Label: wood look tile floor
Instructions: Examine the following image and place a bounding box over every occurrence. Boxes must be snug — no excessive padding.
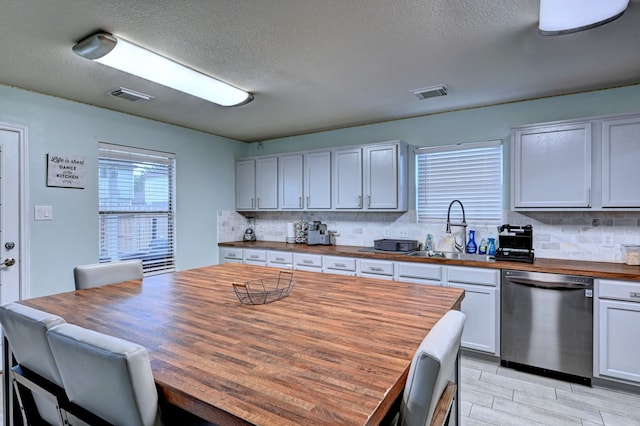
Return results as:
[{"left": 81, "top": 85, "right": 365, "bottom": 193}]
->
[{"left": 461, "top": 357, "right": 640, "bottom": 426}]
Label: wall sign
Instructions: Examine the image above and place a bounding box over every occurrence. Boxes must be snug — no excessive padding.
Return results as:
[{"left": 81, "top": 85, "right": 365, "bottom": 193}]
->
[{"left": 47, "top": 153, "right": 87, "bottom": 188}]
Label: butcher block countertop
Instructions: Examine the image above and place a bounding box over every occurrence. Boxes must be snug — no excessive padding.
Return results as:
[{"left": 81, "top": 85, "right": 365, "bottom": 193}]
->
[{"left": 219, "top": 241, "right": 640, "bottom": 281}]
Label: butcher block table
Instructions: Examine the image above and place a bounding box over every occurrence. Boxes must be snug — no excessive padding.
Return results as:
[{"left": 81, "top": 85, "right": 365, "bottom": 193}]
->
[{"left": 14, "top": 263, "right": 464, "bottom": 425}]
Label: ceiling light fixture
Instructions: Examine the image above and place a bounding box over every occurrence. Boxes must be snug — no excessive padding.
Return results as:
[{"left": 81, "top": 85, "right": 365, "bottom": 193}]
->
[
  {"left": 72, "top": 32, "right": 253, "bottom": 107},
  {"left": 539, "top": 0, "right": 630, "bottom": 36}
]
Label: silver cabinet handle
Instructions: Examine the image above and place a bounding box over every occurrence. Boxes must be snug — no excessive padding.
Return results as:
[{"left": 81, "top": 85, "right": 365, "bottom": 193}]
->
[
  {"left": 1, "top": 258, "right": 16, "bottom": 267},
  {"left": 335, "top": 263, "right": 346, "bottom": 268},
  {"left": 630, "top": 292, "right": 640, "bottom": 298},
  {"left": 250, "top": 255, "right": 259, "bottom": 259},
  {"left": 276, "top": 257, "right": 285, "bottom": 261},
  {"left": 368, "top": 195, "right": 371, "bottom": 208},
  {"left": 257, "top": 197, "right": 260, "bottom": 208},
  {"left": 358, "top": 195, "right": 362, "bottom": 208},
  {"left": 299, "top": 197, "right": 303, "bottom": 208},
  {"left": 306, "top": 196, "right": 310, "bottom": 207},
  {"left": 303, "top": 259, "right": 313, "bottom": 264},
  {"left": 369, "top": 267, "right": 383, "bottom": 272}
]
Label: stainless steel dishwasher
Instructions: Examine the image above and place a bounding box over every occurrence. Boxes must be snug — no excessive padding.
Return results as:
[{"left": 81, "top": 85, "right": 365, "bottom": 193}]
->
[{"left": 501, "top": 270, "right": 593, "bottom": 385}]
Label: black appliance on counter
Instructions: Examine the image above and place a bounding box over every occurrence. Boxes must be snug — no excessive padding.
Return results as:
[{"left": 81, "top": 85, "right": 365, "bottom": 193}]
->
[
  {"left": 494, "top": 224, "right": 534, "bottom": 263},
  {"left": 373, "top": 239, "right": 420, "bottom": 252}
]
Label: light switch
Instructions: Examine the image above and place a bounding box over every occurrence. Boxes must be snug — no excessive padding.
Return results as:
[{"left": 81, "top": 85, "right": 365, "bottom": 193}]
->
[{"left": 35, "top": 205, "right": 53, "bottom": 221}]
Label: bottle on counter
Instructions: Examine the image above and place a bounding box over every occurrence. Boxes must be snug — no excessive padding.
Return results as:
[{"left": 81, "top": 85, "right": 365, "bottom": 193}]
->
[
  {"left": 488, "top": 237, "right": 497, "bottom": 256},
  {"left": 425, "top": 234, "right": 434, "bottom": 252},
  {"left": 478, "top": 238, "right": 487, "bottom": 255},
  {"left": 466, "top": 229, "right": 477, "bottom": 254}
]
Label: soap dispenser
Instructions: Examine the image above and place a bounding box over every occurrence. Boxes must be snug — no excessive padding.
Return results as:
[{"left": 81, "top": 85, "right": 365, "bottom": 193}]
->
[{"left": 466, "top": 229, "right": 477, "bottom": 254}]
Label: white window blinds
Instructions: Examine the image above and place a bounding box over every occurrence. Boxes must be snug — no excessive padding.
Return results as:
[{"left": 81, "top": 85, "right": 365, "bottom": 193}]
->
[
  {"left": 416, "top": 140, "right": 503, "bottom": 224},
  {"left": 98, "top": 143, "right": 176, "bottom": 275}
]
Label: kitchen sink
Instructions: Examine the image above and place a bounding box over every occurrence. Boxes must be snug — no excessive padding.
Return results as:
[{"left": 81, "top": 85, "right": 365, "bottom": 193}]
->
[{"left": 405, "top": 251, "right": 495, "bottom": 262}]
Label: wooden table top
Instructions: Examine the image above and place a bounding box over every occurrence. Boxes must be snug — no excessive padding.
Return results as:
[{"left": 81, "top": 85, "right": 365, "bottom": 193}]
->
[{"left": 21, "top": 263, "right": 464, "bottom": 426}]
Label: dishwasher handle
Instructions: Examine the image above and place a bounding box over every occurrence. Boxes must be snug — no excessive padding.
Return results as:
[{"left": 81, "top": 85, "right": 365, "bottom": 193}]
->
[{"left": 507, "top": 277, "right": 592, "bottom": 290}]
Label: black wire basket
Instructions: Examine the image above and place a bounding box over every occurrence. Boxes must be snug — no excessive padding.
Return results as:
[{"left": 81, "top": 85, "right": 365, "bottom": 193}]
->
[{"left": 232, "top": 270, "right": 295, "bottom": 305}]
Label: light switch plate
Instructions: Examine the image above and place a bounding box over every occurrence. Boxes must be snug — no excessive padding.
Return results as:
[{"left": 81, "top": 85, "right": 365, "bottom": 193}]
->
[{"left": 35, "top": 205, "right": 53, "bottom": 221}]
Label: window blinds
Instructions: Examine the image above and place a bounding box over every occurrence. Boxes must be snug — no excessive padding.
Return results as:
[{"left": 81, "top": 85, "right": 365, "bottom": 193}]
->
[
  {"left": 98, "top": 143, "right": 176, "bottom": 275},
  {"left": 416, "top": 140, "right": 503, "bottom": 224}
]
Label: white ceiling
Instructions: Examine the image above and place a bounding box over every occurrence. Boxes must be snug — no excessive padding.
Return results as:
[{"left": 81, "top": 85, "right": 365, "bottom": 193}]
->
[{"left": 1, "top": 0, "right": 639, "bottom": 142}]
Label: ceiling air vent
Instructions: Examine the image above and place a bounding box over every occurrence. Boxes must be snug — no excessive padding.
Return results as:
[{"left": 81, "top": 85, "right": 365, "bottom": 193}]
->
[
  {"left": 411, "top": 84, "right": 448, "bottom": 100},
  {"left": 108, "top": 87, "right": 154, "bottom": 103}
]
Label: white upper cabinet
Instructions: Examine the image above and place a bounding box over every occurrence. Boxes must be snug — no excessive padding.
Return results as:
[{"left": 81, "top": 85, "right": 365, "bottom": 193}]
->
[
  {"left": 279, "top": 154, "right": 304, "bottom": 209},
  {"left": 333, "top": 141, "right": 407, "bottom": 211},
  {"left": 602, "top": 116, "right": 640, "bottom": 208},
  {"left": 236, "top": 141, "right": 406, "bottom": 212},
  {"left": 235, "top": 159, "right": 256, "bottom": 210},
  {"left": 304, "top": 151, "right": 332, "bottom": 209},
  {"left": 333, "top": 147, "right": 363, "bottom": 209},
  {"left": 512, "top": 121, "right": 592, "bottom": 209},
  {"left": 236, "top": 157, "right": 278, "bottom": 210},
  {"left": 511, "top": 112, "right": 640, "bottom": 211},
  {"left": 365, "top": 144, "right": 399, "bottom": 209}
]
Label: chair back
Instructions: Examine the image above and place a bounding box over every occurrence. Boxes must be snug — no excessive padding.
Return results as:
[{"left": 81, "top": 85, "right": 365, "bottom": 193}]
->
[
  {"left": 47, "top": 323, "right": 161, "bottom": 426},
  {"left": 74, "top": 259, "right": 143, "bottom": 290},
  {"left": 0, "top": 303, "right": 67, "bottom": 424},
  {"left": 400, "top": 310, "right": 466, "bottom": 426}
]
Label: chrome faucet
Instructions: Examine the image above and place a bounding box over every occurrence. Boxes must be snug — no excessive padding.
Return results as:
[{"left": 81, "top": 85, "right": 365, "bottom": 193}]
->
[{"left": 445, "top": 199, "right": 468, "bottom": 252}]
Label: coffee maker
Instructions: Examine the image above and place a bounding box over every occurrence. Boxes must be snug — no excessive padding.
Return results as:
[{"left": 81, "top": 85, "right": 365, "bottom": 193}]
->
[
  {"left": 494, "top": 224, "right": 534, "bottom": 263},
  {"left": 307, "top": 221, "right": 332, "bottom": 245}
]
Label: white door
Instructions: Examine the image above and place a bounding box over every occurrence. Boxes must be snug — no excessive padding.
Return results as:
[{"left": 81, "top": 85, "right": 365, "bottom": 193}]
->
[
  {"left": 333, "top": 148, "right": 362, "bottom": 209},
  {"left": 0, "top": 126, "right": 22, "bottom": 304},
  {"left": 304, "top": 151, "right": 331, "bottom": 209},
  {"left": 279, "top": 154, "right": 303, "bottom": 209},
  {"left": 365, "top": 144, "right": 398, "bottom": 209}
]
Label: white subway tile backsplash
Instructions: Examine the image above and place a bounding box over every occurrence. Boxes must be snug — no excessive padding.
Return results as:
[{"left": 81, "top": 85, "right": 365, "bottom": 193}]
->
[{"left": 217, "top": 209, "right": 640, "bottom": 264}]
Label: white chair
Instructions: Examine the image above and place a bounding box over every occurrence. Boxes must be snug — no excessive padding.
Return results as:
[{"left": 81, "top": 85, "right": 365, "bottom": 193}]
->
[
  {"left": 73, "top": 259, "right": 143, "bottom": 290},
  {"left": 399, "top": 310, "right": 466, "bottom": 426},
  {"left": 0, "top": 303, "right": 67, "bottom": 425},
  {"left": 47, "top": 323, "right": 162, "bottom": 426}
]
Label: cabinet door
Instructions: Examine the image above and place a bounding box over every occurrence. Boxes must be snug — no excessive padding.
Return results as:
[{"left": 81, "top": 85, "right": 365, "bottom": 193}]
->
[
  {"left": 598, "top": 299, "right": 640, "bottom": 383},
  {"left": 279, "top": 154, "right": 304, "bottom": 210},
  {"left": 512, "top": 122, "right": 592, "bottom": 208},
  {"left": 447, "top": 282, "right": 498, "bottom": 354},
  {"left": 256, "top": 157, "right": 278, "bottom": 209},
  {"left": 235, "top": 159, "right": 256, "bottom": 210},
  {"left": 304, "top": 151, "right": 332, "bottom": 209},
  {"left": 365, "top": 144, "right": 398, "bottom": 209},
  {"left": 602, "top": 116, "right": 640, "bottom": 207},
  {"left": 333, "top": 148, "right": 363, "bottom": 209}
]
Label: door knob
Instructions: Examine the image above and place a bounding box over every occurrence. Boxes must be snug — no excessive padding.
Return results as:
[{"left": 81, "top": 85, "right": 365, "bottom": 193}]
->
[{"left": 1, "top": 258, "right": 15, "bottom": 267}]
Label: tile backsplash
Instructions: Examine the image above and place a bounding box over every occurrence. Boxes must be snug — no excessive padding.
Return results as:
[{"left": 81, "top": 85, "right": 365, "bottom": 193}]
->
[{"left": 218, "top": 210, "right": 640, "bottom": 263}]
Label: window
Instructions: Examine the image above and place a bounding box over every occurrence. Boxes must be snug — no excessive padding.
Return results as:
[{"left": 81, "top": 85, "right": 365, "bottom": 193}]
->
[
  {"left": 416, "top": 140, "right": 503, "bottom": 224},
  {"left": 99, "top": 143, "right": 175, "bottom": 275}
]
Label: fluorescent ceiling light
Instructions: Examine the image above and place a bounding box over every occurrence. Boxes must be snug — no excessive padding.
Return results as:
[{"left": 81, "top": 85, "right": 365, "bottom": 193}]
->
[
  {"left": 73, "top": 33, "right": 253, "bottom": 107},
  {"left": 539, "top": 0, "right": 629, "bottom": 36}
]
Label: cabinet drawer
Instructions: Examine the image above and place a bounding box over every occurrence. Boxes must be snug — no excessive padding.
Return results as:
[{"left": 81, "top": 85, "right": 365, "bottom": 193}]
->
[
  {"left": 221, "top": 248, "right": 243, "bottom": 260},
  {"left": 243, "top": 249, "right": 267, "bottom": 262},
  {"left": 359, "top": 259, "right": 394, "bottom": 276},
  {"left": 598, "top": 279, "right": 640, "bottom": 302},
  {"left": 294, "top": 253, "right": 323, "bottom": 268},
  {"left": 324, "top": 256, "right": 356, "bottom": 272},
  {"left": 396, "top": 262, "right": 442, "bottom": 281},
  {"left": 267, "top": 251, "right": 293, "bottom": 264},
  {"left": 447, "top": 266, "right": 499, "bottom": 286}
]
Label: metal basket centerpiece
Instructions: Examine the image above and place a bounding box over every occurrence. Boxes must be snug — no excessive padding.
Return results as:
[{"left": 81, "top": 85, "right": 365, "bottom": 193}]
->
[{"left": 232, "top": 270, "right": 296, "bottom": 305}]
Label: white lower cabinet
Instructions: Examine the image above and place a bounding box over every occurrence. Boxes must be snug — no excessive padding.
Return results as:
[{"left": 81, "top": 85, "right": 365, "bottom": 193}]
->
[
  {"left": 596, "top": 279, "right": 640, "bottom": 384},
  {"left": 323, "top": 255, "right": 357, "bottom": 276},
  {"left": 267, "top": 251, "right": 293, "bottom": 269},
  {"left": 357, "top": 259, "right": 394, "bottom": 280},
  {"left": 243, "top": 249, "right": 267, "bottom": 266},
  {"left": 220, "top": 247, "right": 243, "bottom": 264},
  {"left": 446, "top": 266, "right": 500, "bottom": 355},
  {"left": 293, "top": 253, "right": 323, "bottom": 272},
  {"left": 394, "top": 261, "right": 442, "bottom": 286}
]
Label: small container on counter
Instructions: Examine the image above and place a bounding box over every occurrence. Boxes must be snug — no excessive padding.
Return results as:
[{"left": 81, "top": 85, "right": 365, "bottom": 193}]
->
[{"left": 622, "top": 244, "right": 640, "bottom": 265}]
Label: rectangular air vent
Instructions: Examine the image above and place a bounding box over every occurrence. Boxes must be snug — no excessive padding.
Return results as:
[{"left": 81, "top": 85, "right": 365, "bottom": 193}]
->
[
  {"left": 412, "top": 84, "right": 448, "bottom": 100},
  {"left": 108, "top": 87, "right": 154, "bottom": 103}
]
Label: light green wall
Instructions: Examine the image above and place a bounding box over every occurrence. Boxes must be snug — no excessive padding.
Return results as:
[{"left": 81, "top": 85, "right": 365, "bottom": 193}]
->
[
  {"left": 253, "top": 84, "right": 640, "bottom": 155},
  {"left": 0, "top": 85, "right": 245, "bottom": 297}
]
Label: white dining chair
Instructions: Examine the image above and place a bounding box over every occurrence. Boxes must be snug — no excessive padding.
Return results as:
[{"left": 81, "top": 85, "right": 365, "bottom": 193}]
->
[
  {"left": 0, "top": 303, "right": 68, "bottom": 425},
  {"left": 399, "top": 310, "right": 466, "bottom": 426},
  {"left": 73, "top": 259, "right": 143, "bottom": 290},
  {"left": 47, "top": 323, "right": 163, "bottom": 426}
]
